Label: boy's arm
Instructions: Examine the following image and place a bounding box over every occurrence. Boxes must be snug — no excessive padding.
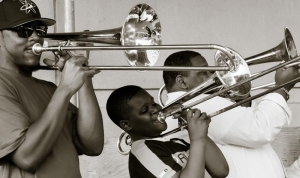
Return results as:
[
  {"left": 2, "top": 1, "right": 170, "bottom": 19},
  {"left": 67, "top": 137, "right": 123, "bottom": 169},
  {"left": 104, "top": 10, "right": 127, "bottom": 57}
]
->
[
  {"left": 172, "top": 109, "right": 212, "bottom": 178},
  {"left": 204, "top": 137, "right": 229, "bottom": 178},
  {"left": 172, "top": 138, "right": 207, "bottom": 178}
]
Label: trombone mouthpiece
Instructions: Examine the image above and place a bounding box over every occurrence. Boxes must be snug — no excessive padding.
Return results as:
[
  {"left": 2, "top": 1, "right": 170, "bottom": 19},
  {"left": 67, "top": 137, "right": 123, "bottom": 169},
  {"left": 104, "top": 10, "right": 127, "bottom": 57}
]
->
[
  {"left": 31, "top": 43, "right": 44, "bottom": 55},
  {"left": 157, "top": 112, "right": 167, "bottom": 123}
]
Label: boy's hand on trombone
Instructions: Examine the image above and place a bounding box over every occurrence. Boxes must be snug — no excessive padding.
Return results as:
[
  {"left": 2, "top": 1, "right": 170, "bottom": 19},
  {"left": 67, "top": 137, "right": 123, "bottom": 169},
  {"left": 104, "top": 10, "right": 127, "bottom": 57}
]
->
[{"left": 186, "top": 109, "right": 211, "bottom": 141}]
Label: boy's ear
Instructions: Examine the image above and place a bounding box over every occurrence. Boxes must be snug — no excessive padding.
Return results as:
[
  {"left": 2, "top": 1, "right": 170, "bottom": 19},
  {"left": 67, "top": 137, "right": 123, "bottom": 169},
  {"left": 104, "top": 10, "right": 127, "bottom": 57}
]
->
[
  {"left": 119, "top": 120, "right": 132, "bottom": 132},
  {"left": 175, "top": 75, "right": 188, "bottom": 90}
]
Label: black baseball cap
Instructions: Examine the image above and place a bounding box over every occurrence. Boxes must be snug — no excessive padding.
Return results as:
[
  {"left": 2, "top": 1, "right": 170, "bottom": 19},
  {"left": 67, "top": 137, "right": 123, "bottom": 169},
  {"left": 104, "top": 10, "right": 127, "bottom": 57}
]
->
[{"left": 0, "top": 0, "right": 56, "bottom": 29}]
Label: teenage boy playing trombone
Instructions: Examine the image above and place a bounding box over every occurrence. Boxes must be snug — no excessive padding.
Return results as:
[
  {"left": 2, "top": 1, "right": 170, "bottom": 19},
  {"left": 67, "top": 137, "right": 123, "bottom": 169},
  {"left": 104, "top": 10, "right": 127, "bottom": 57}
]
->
[{"left": 106, "top": 85, "right": 229, "bottom": 178}]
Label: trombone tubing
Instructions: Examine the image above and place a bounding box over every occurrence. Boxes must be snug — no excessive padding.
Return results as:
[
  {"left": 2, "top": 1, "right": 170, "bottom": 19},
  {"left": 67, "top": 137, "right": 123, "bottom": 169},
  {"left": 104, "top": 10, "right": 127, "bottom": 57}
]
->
[
  {"left": 209, "top": 76, "right": 300, "bottom": 117},
  {"left": 33, "top": 44, "right": 232, "bottom": 51},
  {"left": 39, "top": 65, "right": 230, "bottom": 71},
  {"left": 159, "top": 76, "right": 300, "bottom": 137},
  {"left": 31, "top": 44, "right": 235, "bottom": 63},
  {"left": 163, "top": 55, "right": 300, "bottom": 118}
]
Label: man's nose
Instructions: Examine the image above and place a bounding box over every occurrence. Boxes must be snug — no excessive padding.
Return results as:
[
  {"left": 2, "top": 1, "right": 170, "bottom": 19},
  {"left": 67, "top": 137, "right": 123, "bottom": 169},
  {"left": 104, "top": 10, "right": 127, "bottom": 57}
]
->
[
  {"left": 28, "top": 31, "right": 43, "bottom": 43},
  {"left": 30, "top": 30, "right": 41, "bottom": 38}
]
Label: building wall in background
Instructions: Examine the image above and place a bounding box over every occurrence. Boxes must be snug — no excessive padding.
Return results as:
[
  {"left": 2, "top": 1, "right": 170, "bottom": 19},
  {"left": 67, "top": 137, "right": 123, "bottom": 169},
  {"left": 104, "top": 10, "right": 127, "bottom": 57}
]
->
[{"left": 32, "top": 0, "right": 300, "bottom": 177}]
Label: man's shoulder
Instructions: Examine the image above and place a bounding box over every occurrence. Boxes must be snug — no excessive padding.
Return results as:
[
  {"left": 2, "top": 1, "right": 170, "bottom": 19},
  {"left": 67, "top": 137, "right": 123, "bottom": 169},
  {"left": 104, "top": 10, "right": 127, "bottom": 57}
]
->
[
  {"left": 34, "top": 77, "right": 56, "bottom": 88},
  {"left": 0, "top": 68, "right": 56, "bottom": 88}
]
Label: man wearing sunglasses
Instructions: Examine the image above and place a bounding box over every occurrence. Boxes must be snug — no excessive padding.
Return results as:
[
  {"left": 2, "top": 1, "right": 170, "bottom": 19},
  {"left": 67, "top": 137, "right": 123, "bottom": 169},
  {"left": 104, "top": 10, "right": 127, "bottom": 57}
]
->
[{"left": 0, "top": 0, "right": 104, "bottom": 178}]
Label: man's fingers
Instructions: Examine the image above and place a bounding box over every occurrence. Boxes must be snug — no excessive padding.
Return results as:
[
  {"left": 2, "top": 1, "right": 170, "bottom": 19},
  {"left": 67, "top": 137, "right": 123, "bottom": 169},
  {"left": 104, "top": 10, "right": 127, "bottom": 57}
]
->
[
  {"left": 172, "top": 113, "right": 181, "bottom": 119},
  {"left": 43, "top": 58, "right": 56, "bottom": 67},
  {"left": 71, "top": 55, "right": 87, "bottom": 66},
  {"left": 55, "top": 50, "right": 69, "bottom": 58},
  {"left": 55, "top": 57, "right": 66, "bottom": 70},
  {"left": 84, "top": 69, "right": 101, "bottom": 77}
]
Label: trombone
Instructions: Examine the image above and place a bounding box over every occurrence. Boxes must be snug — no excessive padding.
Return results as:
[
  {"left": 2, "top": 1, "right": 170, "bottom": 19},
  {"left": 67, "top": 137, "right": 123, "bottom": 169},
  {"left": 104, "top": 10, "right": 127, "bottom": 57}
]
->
[
  {"left": 117, "top": 55, "right": 300, "bottom": 155},
  {"left": 33, "top": 3, "right": 231, "bottom": 72},
  {"left": 158, "top": 55, "right": 300, "bottom": 121},
  {"left": 117, "top": 27, "right": 300, "bottom": 155},
  {"left": 158, "top": 27, "right": 298, "bottom": 121},
  {"left": 157, "top": 27, "right": 298, "bottom": 107}
]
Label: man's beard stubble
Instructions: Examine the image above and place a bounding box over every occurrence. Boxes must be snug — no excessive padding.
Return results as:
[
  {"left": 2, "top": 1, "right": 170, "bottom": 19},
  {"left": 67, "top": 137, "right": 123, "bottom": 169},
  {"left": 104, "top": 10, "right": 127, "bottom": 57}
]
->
[{"left": 21, "top": 63, "right": 41, "bottom": 73}]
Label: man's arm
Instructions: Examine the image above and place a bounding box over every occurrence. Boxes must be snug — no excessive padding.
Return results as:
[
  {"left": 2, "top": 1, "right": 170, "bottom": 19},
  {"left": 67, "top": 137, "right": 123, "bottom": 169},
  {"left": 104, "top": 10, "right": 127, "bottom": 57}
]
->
[
  {"left": 73, "top": 77, "right": 104, "bottom": 156},
  {"left": 8, "top": 56, "right": 98, "bottom": 172},
  {"left": 205, "top": 66, "right": 299, "bottom": 147},
  {"left": 223, "top": 66, "right": 300, "bottom": 147},
  {"left": 220, "top": 93, "right": 290, "bottom": 147},
  {"left": 9, "top": 84, "right": 74, "bottom": 172}
]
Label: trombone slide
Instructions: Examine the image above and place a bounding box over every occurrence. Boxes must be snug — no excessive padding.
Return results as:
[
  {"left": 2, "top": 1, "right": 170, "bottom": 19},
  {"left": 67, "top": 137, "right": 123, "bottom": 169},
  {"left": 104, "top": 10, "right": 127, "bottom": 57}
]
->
[{"left": 158, "top": 55, "right": 300, "bottom": 122}]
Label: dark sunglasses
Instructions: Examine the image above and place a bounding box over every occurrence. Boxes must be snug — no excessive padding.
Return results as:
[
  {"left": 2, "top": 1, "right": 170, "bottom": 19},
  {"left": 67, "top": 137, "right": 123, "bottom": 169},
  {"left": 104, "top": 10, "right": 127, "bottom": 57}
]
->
[{"left": 6, "top": 26, "right": 48, "bottom": 38}]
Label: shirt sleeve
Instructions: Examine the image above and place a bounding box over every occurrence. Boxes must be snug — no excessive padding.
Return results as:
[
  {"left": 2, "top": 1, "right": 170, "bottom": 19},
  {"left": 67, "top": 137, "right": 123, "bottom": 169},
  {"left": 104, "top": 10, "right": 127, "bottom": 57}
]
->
[
  {"left": 209, "top": 93, "right": 291, "bottom": 147},
  {"left": 0, "top": 81, "right": 31, "bottom": 158}
]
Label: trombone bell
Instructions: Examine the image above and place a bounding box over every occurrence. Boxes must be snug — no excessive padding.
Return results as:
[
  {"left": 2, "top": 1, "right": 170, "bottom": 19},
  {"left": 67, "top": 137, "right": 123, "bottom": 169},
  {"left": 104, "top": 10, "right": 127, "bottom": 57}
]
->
[
  {"left": 160, "top": 47, "right": 252, "bottom": 113},
  {"left": 215, "top": 47, "right": 252, "bottom": 98},
  {"left": 122, "top": 4, "right": 162, "bottom": 67},
  {"left": 42, "top": 4, "right": 162, "bottom": 67},
  {"left": 245, "top": 27, "right": 298, "bottom": 65}
]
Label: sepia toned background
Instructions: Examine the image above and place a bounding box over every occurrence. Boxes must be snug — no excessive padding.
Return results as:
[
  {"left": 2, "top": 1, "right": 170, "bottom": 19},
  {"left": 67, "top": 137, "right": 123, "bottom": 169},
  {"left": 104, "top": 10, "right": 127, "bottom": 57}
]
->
[{"left": 32, "top": 0, "right": 300, "bottom": 177}]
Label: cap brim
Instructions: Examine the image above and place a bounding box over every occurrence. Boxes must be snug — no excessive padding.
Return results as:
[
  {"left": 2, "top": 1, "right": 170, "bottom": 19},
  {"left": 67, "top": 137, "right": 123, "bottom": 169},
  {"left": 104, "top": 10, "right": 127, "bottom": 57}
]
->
[{"left": 8, "top": 17, "right": 56, "bottom": 28}]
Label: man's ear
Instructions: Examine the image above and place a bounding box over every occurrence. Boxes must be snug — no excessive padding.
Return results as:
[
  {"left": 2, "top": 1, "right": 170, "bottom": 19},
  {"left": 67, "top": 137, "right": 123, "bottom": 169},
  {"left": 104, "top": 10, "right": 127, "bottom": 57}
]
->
[
  {"left": 175, "top": 75, "right": 188, "bottom": 90},
  {"left": 119, "top": 120, "right": 132, "bottom": 132}
]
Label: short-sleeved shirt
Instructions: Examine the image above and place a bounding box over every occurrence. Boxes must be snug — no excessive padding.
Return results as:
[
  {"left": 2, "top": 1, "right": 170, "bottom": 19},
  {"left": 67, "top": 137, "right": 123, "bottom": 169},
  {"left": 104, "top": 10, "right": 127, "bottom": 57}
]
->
[
  {"left": 0, "top": 68, "right": 81, "bottom": 178},
  {"left": 129, "top": 135, "right": 190, "bottom": 178}
]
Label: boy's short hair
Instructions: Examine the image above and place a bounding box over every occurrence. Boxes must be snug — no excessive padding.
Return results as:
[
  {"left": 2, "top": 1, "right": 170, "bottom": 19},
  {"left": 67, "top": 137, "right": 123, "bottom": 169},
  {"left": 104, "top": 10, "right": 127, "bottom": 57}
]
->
[
  {"left": 106, "top": 85, "right": 143, "bottom": 127},
  {"left": 163, "top": 50, "right": 201, "bottom": 91}
]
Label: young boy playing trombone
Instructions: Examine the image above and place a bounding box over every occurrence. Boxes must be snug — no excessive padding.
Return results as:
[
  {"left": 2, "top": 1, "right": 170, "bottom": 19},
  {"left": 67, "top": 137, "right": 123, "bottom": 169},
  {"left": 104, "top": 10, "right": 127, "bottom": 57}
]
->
[{"left": 106, "top": 85, "right": 229, "bottom": 178}]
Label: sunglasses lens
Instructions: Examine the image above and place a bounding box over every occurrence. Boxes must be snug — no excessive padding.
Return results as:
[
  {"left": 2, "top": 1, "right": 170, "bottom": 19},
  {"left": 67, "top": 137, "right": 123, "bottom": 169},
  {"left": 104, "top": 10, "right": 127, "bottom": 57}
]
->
[
  {"left": 10, "top": 26, "right": 48, "bottom": 38},
  {"left": 17, "top": 27, "right": 33, "bottom": 38},
  {"left": 35, "top": 26, "right": 47, "bottom": 37}
]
